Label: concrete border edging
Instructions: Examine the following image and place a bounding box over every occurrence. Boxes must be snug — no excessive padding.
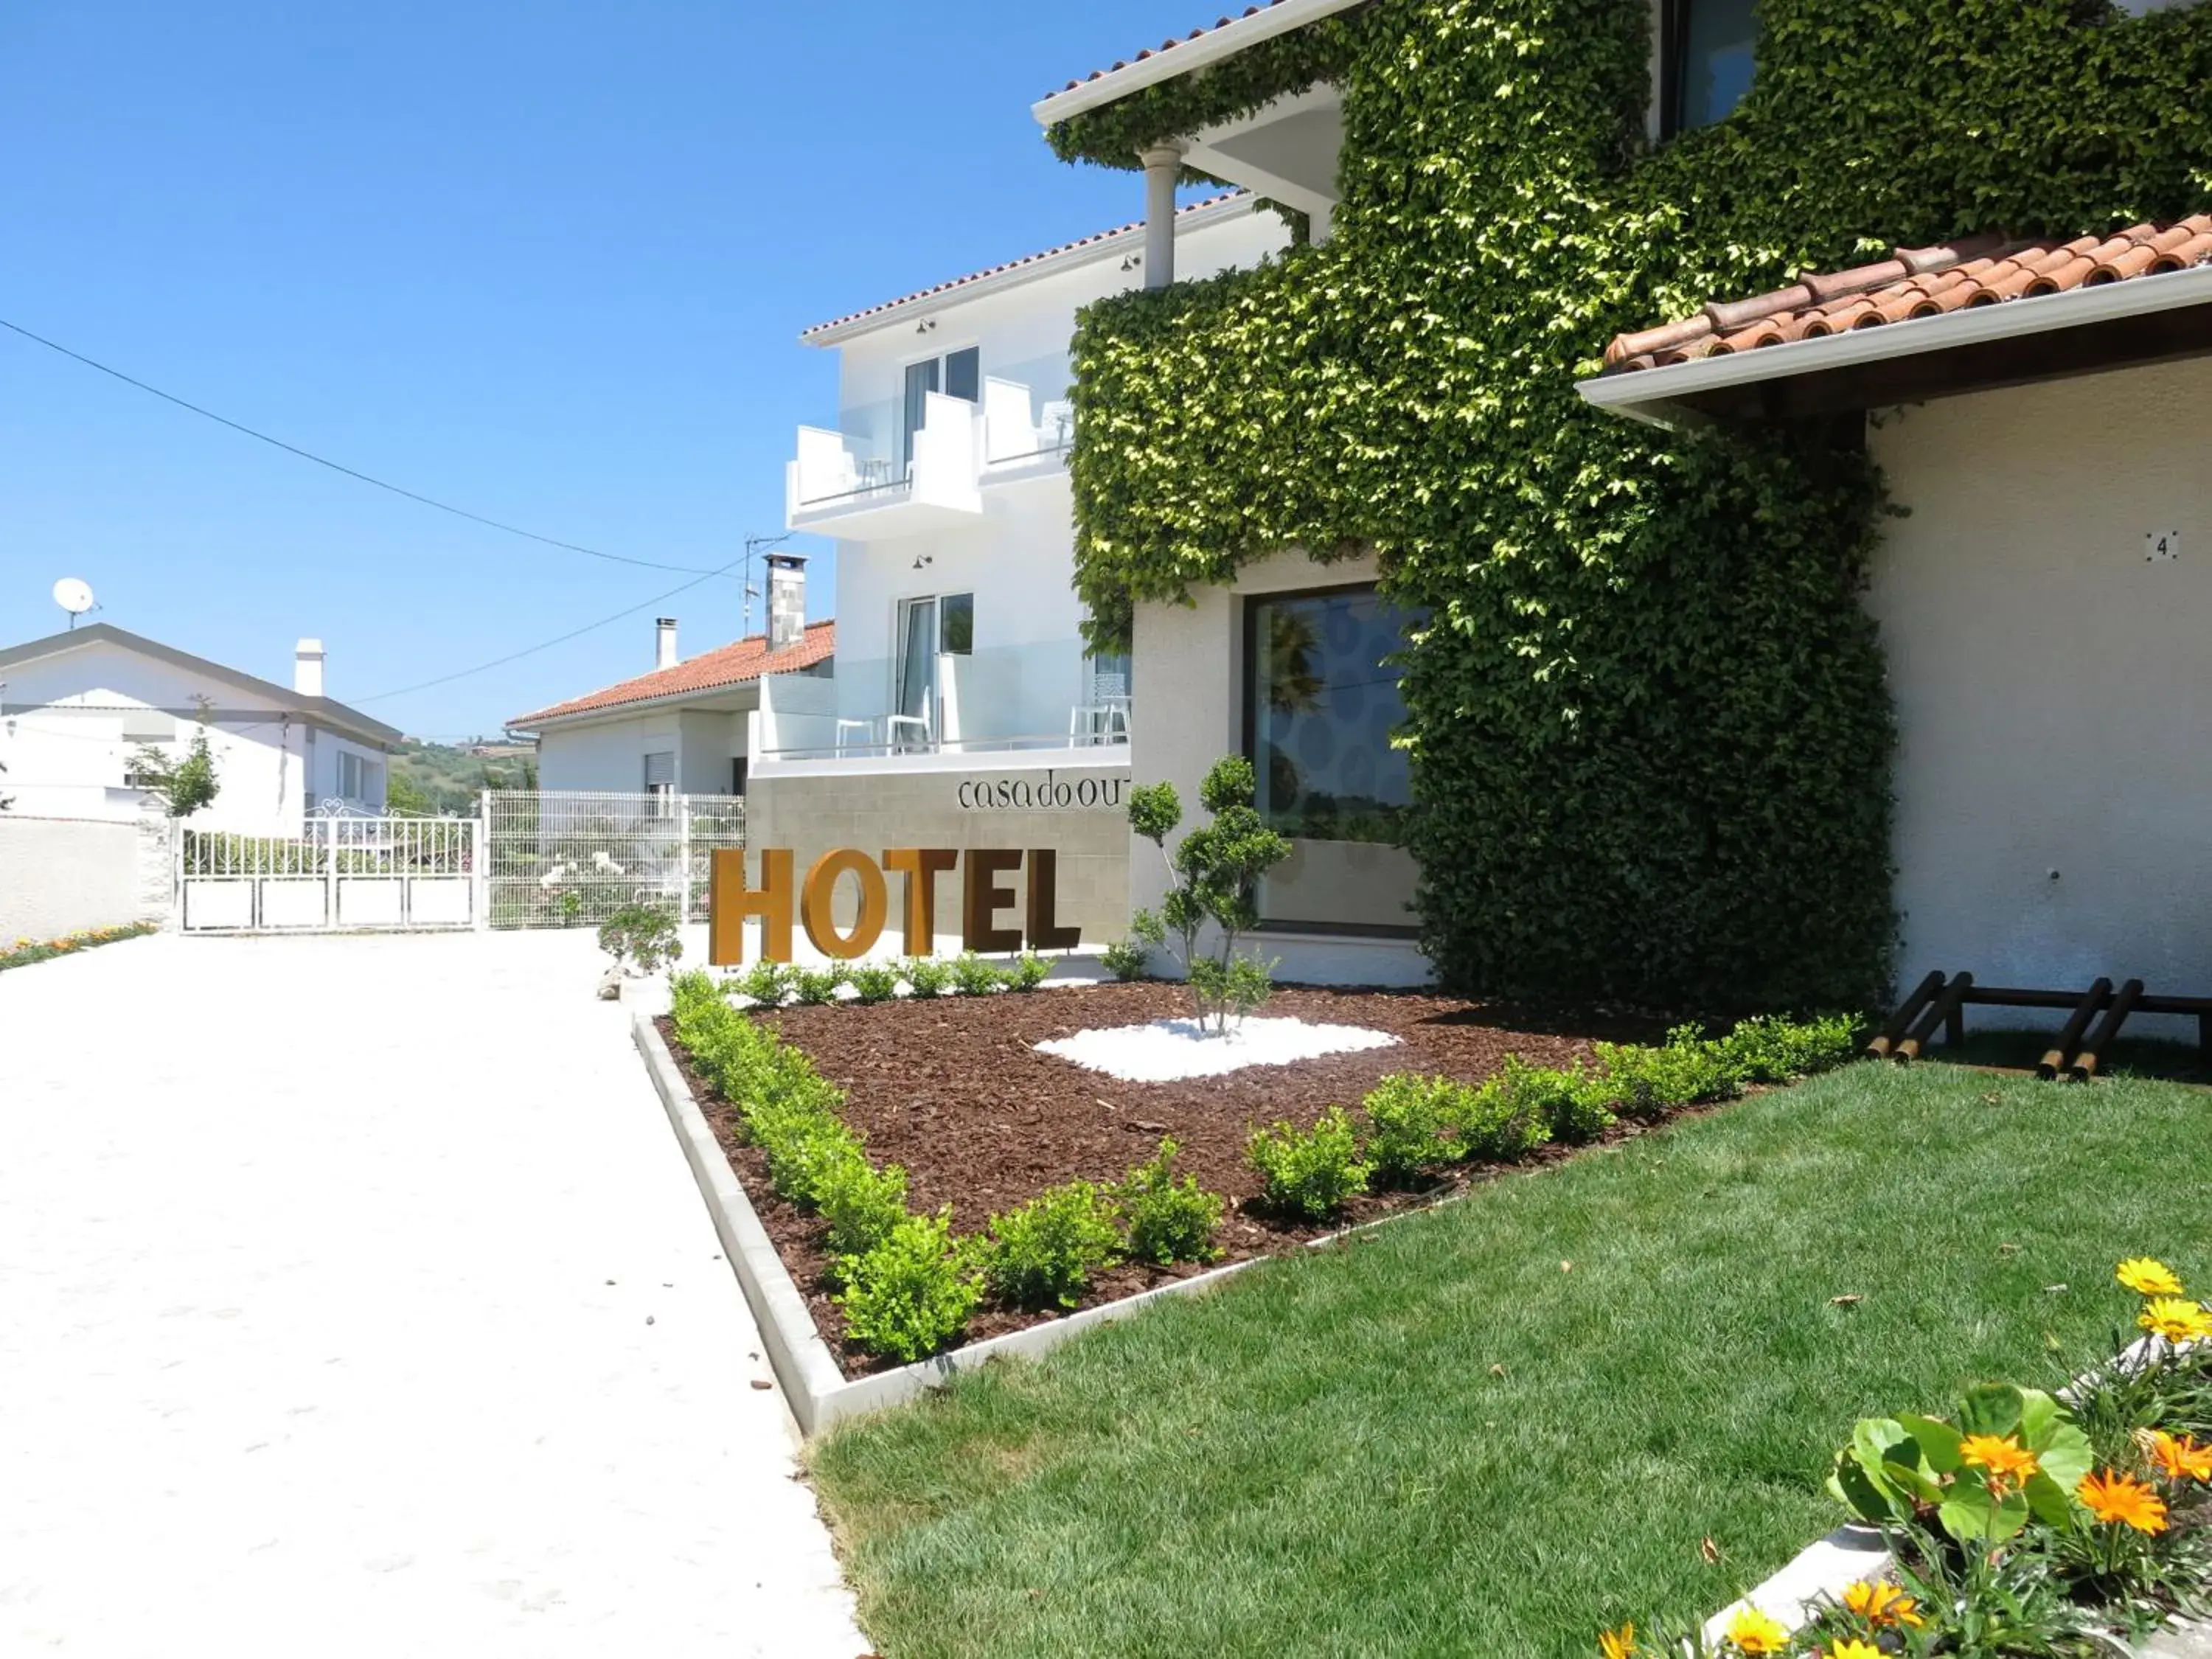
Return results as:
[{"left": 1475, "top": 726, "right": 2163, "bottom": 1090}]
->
[{"left": 633, "top": 1009, "right": 1284, "bottom": 1435}]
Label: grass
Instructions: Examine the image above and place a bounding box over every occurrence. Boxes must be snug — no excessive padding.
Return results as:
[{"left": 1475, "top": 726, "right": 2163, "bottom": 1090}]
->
[{"left": 809, "top": 1061, "right": 2212, "bottom": 1658}]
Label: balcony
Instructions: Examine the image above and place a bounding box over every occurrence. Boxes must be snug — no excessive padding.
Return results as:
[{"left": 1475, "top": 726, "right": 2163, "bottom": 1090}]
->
[{"left": 785, "top": 368, "right": 1074, "bottom": 539}]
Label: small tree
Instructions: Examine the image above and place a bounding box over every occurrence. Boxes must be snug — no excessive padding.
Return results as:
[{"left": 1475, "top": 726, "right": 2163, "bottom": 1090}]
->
[
  {"left": 128, "top": 703, "right": 220, "bottom": 819},
  {"left": 1127, "top": 755, "right": 1291, "bottom": 1034}
]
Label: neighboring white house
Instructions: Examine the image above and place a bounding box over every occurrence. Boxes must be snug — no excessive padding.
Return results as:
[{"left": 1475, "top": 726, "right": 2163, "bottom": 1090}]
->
[
  {"left": 0, "top": 624, "right": 400, "bottom": 835},
  {"left": 507, "top": 555, "right": 835, "bottom": 798}
]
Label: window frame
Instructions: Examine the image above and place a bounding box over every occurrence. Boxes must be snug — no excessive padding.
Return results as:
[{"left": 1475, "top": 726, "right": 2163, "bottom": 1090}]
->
[
  {"left": 1238, "top": 581, "right": 1423, "bottom": 941},
  {"left": 1659, "top": 0, "right": 1759, "bottom": 142},
  {"left": 900, "top": 344, "right": 982, "bottom": 465}
]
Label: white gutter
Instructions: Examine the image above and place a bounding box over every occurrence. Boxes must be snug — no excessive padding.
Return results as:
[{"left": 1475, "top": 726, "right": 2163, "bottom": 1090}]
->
[
  {"left": 1030, "top": 0, "right": 1366, "bottom": 128},
  {"left": 799, "top": 194, "right": 1258, "bottom": 347},
  {"left": 1579, "top": 260, "right": 2212, "bottom": 428}
]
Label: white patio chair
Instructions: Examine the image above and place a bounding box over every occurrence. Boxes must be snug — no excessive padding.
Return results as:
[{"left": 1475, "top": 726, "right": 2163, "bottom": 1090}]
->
[
  {"left": 886, "top": 706, "right": 932, "bottom": 754},
  {"left": 835, "top": 718, "right": 873, "bottom": 756},
  {"left": 1069, "top": 672, "right": 1130, "bottom": 745}
]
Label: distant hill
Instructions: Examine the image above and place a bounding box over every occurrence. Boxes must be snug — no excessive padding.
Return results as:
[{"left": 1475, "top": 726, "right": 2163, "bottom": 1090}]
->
[{"left": 389, "top": 738, "right": 537, "bottom": 815}]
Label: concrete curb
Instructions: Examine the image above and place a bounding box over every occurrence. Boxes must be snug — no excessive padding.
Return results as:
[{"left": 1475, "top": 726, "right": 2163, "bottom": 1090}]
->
[{"left": 633, "top": 1009, "right": 1298, "bottom": 1436}]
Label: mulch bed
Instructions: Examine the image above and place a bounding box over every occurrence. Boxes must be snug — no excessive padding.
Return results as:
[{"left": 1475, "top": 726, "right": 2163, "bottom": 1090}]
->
[{"left": 659, "top": 982, "right": 1680, "bottom": 1378}]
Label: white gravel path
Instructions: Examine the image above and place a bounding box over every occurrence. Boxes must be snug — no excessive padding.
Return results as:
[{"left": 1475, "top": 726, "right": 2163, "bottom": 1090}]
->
[{"left": 0, "top": 930, "right": 863, "bottom": 1659}]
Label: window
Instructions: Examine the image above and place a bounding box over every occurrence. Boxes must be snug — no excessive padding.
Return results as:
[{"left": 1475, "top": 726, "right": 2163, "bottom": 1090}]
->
[
  {"left": 1663, "top": 0, "right": 1757, "bottom": 138},
  {"left": 891, "top": 593, "right": 973, "bottom": 745},
  {"left": 731, "top": 757, "right": 748, "bottom": 796},
  {"left": 902, "top": 347, "right": 981, "bottom": 464},
  {"left": 338, "top": 751, "right": 383, "bottom": 803},
  {"left": 1243, "top": 586, "right": 1423, "bottom": 934},
  {"left": 644, "top": 751, "right": 675, "bottom": 816},
  {"left": 939, "top": 592, "right": 974, "bottom": 656}
]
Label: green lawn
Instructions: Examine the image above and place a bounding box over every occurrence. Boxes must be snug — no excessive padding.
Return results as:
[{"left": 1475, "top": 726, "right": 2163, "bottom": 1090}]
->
[{"left": 809, "top": 1062, "right": 2212, "bottom": 1658}]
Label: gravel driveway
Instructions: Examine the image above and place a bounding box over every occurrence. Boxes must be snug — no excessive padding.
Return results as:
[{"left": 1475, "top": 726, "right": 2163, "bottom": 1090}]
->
[{"left": 0, "top": 930, "right": 863, "bottom": 1658}]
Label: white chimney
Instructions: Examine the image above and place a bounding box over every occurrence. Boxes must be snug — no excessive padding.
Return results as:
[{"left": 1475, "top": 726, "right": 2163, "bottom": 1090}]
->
[
  {"left": 294, "top": 638, "right": 326, "bottom": 698},
  {"left": 655, "top": 616, "right": 678, "bottom": 670},
  {"left": 766, "top": 556, "right": 806, "bottom": 653}
]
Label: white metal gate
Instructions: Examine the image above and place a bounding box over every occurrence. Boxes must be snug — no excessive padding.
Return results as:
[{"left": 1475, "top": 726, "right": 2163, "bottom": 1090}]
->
[
  {"left": 482, "top": 790, "right": 744, "bottom": 930},
  {"left": 177, "top": 804, "right": 479, "bottom": 933}
]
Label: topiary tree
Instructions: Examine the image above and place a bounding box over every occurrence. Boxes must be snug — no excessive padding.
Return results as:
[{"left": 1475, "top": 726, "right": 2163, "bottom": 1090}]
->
[{"left": 1127, "top": 755, "right": 1291, "bottom": 1033}]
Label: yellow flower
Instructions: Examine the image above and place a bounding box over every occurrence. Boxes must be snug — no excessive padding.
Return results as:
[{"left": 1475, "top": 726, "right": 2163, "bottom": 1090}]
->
[
  {"left": 2138, "top": 1298, "right": 2212, "bottom": 1343},
  {"left": 1725, "top": 1606, "right": 1792, "bottom": 1655},
  {"left": 1829, "top": 1641, "right": 1884, "bottom": 1659},
  {"left": 2149, "top": 1431, "right": 2212, "bottom": 1485},
  {"left": 2079, "top": 1469, "right": 2169, "bottom": 1534},
  {"left": 1958, "top": 1434, "right": 2041, "bottom": 1495},
  {"left": 2118, "top": 1258, "right": 2186, "bottom": 1298},
  {"left": 1599, "top": 1624, "right": 1637, "bottom": 1659},
  {"left": 1839, "top": 1579, "right": 1924, "bottom": 1629}
]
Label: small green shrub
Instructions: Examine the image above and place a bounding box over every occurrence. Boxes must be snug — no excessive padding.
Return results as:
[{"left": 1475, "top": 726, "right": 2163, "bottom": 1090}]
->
[
  {"left": 1247, "top": 1105, "right": 1371, "bottom": 1222},
  {"left": 597, "top": 902, "right": 683, "bottom": 975},
  {"left": 791, "top": 965, "right": 848, "bottom": 1006},
  {"left": 902, "top": 956, "right": 953, "bottom": 998},
  {"left": 1101, "top": 936, "right": 1152, "bottom": 981},
  {"left": 950, "top": 953, "right": 1007, "bottom": 996},
  {"left": 1113, "top": 1139, "right": 1224, "bottom": 1265},
  {"left": 1589, "top": 1035, "right": 1733, "bottom": 1122},
  {"left": 1719, "top": 1012, "right": 1864, "bottom": 1084},
  {"left": 748, "top": 1083, "right": 860, "bottom": 1207},
  {"left": 733, "top": 960, "right": 793, "bottom": 1007},
  {"left": 981, "top": 1180, "right": 1124, "bottom": 1310},
  {"left": 848, "top": 962, "right": 902, "bottom": 1004},
  {"left": 815, "top": 1151, "right": 911, "bottom": 1263},
  {"left": 1009, "top": 952, "right": 1054, "bottom": 992},
  {"left": 1481, "top": 1056, "right": 1613, "bottom": 1146},
  {"left": 669, "top": 968, "right": 720, "bottom": 1020},
  {"left": 1362, "top": 1074, "right": 1470, "bottom": 1186},
  {"left": 1189, "top": 953, "right": 1276, "bottom": 1026},
  {"left": 1452, "top": 1068, "right": 1554, "bottom": 1162},
  {"left": 837, "top": 1210, "right": 982, "bottom": 1363}
]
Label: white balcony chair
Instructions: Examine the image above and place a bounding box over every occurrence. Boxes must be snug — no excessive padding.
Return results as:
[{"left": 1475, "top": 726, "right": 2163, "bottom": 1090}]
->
[
  {"left": 835, "top": 718, "right": 874, "bottom": 756},
  {"left": 1040, "top": 400, "right": 1076, "bottom": 451},
  {"left": 1069, "top": 672, "right": 1130, "bottom": 746},
  {"left": 886, "top": 706, "right": 933, "bottom": 754}
]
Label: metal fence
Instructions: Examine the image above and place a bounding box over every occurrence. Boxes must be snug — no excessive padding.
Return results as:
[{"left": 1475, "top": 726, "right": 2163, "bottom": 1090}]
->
[
  {"left": 483, "top": 790, "right": 745, "bottom": 930},
  {"left": 177, "top": 805, "right": 477, "bottom": 932}
]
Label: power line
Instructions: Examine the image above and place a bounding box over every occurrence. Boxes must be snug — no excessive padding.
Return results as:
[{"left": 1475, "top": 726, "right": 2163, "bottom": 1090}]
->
[
  {"left": 0, "top": 315, "right": 736, "bottom": 580},
  {"left": 353, "top": 553, "right": 748, "bottom": 705}
]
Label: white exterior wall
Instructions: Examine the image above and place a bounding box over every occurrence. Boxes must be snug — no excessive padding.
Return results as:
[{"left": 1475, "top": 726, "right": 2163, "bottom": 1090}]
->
[
  {"left": 1867, "top": 354, "right": 2212, "bottom": 1025},
  {"left": 0, "top": 639, "right": 375, "bottom": 836},
  {"left": 533, "top": 703, "right": 750, "bottom": 797},
  {"left": 0, "top": 814, "right": 173, "bottom": 939},
  {"left": 815, "top": 205, "right": 1290, "bottom": 748},
  {"left": 1132, "top": 547, "right": 1433, "bottom": 988}
]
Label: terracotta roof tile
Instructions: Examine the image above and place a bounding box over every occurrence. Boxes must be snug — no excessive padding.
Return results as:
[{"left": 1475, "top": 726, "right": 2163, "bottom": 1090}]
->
[
  {"left": 509, "top": 619, "right": 834, "bottom": 728},
  {"left": 1601, "top": 217, "right": 2212, "bottom": 373},
  {"left": 1046, "top": 2, "right": 1307, "bottom": 97},
  {"left": 801, "top": 192, "right": 1248, "bottom": 341}
]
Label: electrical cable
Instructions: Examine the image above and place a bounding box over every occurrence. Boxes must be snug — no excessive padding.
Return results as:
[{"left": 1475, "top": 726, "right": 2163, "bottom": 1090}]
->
[
  {"left": 352, "top": 552, "right": 749, "bottom": 703},
  {"left": 0, "top": 316, "right": 736, "bottom": 580}
]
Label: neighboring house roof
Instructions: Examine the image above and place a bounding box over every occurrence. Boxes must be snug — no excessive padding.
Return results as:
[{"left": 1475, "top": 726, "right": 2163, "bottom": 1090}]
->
[
  {"left": 1602, "top": 218, "right": 2212, "bottom": 373},
  {"left": 1034, "top": 0, "right": 1366, "bottom": 122},
  {"left": 0, "top": 623, "right": 403, "bottom": 749},
  {"left": 508, "top": 619, "right": 835, "bottom": 730},
  {"left": 800, "top": 192, "right": 1254, "bottom": 344}
]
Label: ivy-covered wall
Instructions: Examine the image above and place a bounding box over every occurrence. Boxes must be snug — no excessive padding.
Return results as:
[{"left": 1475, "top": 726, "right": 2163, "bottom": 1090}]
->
[{"left": 1054, "top": 0, "right": 2212, "bottom": 1012}]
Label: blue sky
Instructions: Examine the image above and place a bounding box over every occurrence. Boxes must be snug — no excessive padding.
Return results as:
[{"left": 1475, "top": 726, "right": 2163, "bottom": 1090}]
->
[{"left": 0, "top": 1, "right": 1206, "bottom": 738}]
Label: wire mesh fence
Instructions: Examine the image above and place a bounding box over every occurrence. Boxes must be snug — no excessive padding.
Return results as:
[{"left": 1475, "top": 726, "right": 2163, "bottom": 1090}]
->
[{"left": 483, "top": 790, "right": 745, "bottom": 930}]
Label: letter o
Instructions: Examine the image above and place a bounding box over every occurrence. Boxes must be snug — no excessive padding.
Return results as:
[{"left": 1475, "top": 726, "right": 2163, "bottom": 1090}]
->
[
  {"left": 801, "top": 849, "right": 888, "bottom": 960},
  {"left": 1077, "top": 779, "right": 1098, "bottom": 807}
]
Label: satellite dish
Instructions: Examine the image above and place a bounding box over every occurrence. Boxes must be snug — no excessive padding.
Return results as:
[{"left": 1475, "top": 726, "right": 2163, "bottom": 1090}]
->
[{"left": 53, "top": 577, "right": 95, "bottom": 617}]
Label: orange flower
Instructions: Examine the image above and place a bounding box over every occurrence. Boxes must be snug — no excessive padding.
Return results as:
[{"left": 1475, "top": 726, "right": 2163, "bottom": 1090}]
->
[
  {"left": 1599, "top": 1624, "right": 1637, "bottom": 1659},
  {"left": 2079, "top": 1469, "right": 2169, "bottom": 1534},
  {"left": 2149, "top": 1431, "right": 2212, "bottom": 1485},
  {"left": 1839, "top": 1579, "right": 1924, "bottom": 1629},
  {"left": 1959, "top": 1433, "right": 2041, "bottom": 1495}
]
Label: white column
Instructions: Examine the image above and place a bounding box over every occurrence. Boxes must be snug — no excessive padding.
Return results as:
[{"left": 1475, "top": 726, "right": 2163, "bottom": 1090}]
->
[{"left": 1139, "top": 142, "right": 1186, "bottom": 291}]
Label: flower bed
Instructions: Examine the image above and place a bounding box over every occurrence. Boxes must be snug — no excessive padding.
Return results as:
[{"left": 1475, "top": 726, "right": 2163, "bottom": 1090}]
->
[
  {"left": 663, "top": 970, "right": 1859, "bottom": 1377},
  {"left": 1, "top": 922, "right": 157, "bottom": 973},
  {"left": 1613, "top": 1259, "right": 2212, "bottom": 1658}
]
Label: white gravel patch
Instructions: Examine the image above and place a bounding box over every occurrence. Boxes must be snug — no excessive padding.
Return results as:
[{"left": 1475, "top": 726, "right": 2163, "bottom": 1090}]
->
[{"left": 1037, "top": 1015, "right": 1399, "bottom": 1082}]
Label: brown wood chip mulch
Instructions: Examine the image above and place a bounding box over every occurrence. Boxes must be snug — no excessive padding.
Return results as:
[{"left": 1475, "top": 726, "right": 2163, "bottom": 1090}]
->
[{"left": 659, "top": 982, "right": 1676, "bottom": 1378}]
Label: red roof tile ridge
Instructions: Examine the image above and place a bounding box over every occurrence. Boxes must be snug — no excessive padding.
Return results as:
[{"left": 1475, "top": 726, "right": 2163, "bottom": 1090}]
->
[
  {"left": 1046, "top": 2, "right": 1295, "bottom": 97},
  {"left": 800, "top": 192, "right": 1251, "bottom": 339},
  {"left": 510, "top": 619, "right": 835, "bottom": 728},
  {"left": 1601, "top": 219, "right": 2212, "bottom": 375}
]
